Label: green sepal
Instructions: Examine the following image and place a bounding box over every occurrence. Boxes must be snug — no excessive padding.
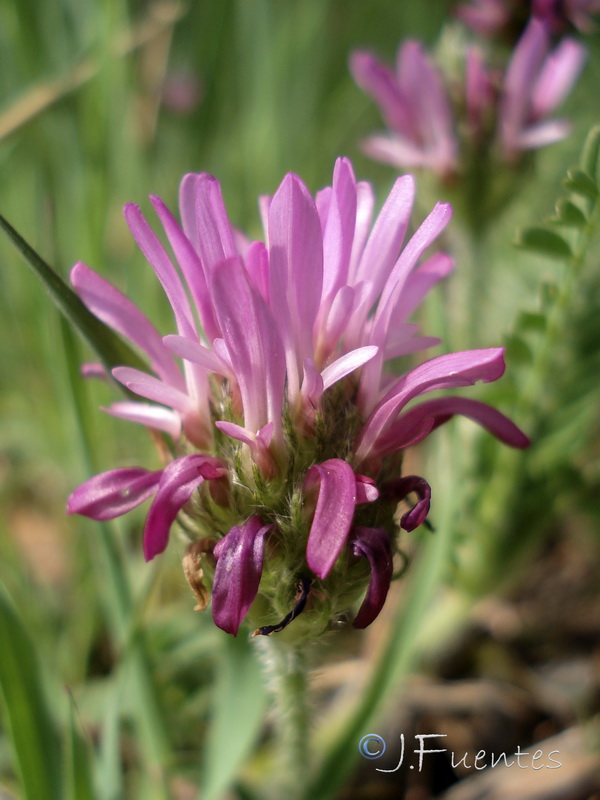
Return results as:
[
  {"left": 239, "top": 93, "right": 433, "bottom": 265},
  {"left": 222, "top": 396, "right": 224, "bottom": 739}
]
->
[
  {"left": 515, "top": 226, "right": 573, "bottom": 260},
  {"left": 0, "top": 214, "right": 149, "bottom": 377}
]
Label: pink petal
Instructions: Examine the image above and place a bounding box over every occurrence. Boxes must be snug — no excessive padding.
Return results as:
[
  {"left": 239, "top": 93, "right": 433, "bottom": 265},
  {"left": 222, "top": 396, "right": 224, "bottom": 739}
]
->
[
  {"left": 348, "top": 180, "right": 375, "bottom": 283},
  {"left": 321, "top": 157, "right": 357, "bottom": 303},
  {"left": 67, "top": 467, "right": 162, "bottom": 521},
  {"left": 70, "top": 262, "right": 183, "bottom": 389},
  {"left": 163, "top": 334, "right": 231, "bottom": 377},
  {"left": 102, "top": 401, "right": 182, "bottom": 439},
  {"left": 392, "top": 397, "right": 530, "bottom": 449},
  {"left": 360, "top": 202, "right": 453, "bottom": 412},
  {"left": 211, "top": 257, "right": 286, "bottom": 437},
  {"left": 321, "top": 346, "right": 378, "bottom": 391},
  {"left": 349, "top": 51, "right": 414, "bottom": 134},
  {"left": 531, "top": 38, "right": 586, "bottom": 119},
  {"left": 123, "top": 203, "right": 198, "bottom": 339},
  {"left": 149, "top": 194, "right": 220, "bottom": 342},
  {"left": 268, "top": 173, "right": 324, "bottom": 397},
  {"left": 112, "top": 367, "right": 194, "bottom": 415},
  {"left": 304, "top": 458, "right": 357, "bottom": 579},
  {"left": 179, "top": 173, "right": 237, "bottom": 273},
  {"left": 143, "top": 454, "right": 226, "bottom": 560},
  {"left": 212, "top": 517, "right": 272, "bottom": 635},
  {"left": 356, "top": 348, "right": 506, "bottom": 463}
]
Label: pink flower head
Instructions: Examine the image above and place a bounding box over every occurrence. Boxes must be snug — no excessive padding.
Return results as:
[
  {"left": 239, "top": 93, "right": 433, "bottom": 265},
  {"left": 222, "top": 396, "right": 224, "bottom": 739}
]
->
[
  {"left": 351, "top": 23, "right": 585, "bottom": 181},
  {"left": 68, "top": 159, "right": 528, "bottom": 637},
  {"left": 456, "top": 0, "right": 600, "bottom": 36}
]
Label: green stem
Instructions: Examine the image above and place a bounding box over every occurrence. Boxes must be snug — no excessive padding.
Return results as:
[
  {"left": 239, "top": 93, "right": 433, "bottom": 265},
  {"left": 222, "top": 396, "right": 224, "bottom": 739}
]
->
[{"left": 264, "top": 640, "right": 311, "bottom": 799}]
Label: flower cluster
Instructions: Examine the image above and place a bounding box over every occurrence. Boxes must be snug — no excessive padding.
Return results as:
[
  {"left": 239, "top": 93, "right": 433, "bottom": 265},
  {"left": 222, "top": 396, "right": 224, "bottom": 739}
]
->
[
  {"left": 350, "top": 18, "right": 585, "bottom": 179},
  {"left": 456, "top": 0, "right": 600, "bottom": 37},
  {"left": 68, "top": 159, "right": 528, "bottom": 638}
]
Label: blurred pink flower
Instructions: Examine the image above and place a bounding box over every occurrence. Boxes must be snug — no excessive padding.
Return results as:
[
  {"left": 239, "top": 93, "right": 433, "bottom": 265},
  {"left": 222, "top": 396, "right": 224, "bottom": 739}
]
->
[
  {"left": 456, "top": 0, "right": 600, "bottom": 35},
  {"left": 350, "top": 20, "right": 585, "bottom": 177}
]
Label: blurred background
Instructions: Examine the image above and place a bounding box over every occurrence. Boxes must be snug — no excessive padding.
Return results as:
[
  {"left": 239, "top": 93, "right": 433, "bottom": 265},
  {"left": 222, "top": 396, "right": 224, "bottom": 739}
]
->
[{"left": 1, "top": 1, "right": 600, "bottom": 798}]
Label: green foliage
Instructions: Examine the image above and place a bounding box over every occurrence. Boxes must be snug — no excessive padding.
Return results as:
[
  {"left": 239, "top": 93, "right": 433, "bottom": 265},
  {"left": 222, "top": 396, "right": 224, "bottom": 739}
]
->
[
  {"left": 1, "top": 1, "right": 600, "bottom": 799},
  {"left": 0, "top": 214, "right": 149, "bottom": 379},
  {"left": 0, "top": 584, "right": 63, "bottom": 800}
]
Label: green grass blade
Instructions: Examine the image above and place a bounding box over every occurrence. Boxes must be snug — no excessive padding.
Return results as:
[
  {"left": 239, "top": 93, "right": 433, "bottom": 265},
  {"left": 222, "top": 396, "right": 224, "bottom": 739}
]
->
[
  {"left": 64, "top": 692, "right": 96, "bottom": 800},
  {"left": 0, "top": 214, "right": 148, "bottom": 375},
  {"left": 0, "top": 582, "right": 63, "bottom": 800},
  {"left": 201, "top": 634, "right": 269, "bottom": 800}
]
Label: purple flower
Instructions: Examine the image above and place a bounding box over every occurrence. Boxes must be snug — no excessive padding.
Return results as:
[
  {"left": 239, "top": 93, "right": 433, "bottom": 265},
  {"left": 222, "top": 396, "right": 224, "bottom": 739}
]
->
[
  {"left": 350, "top": 22, "right": 585, "bottom": 178},
  {"left": 456, "top": 0, "right": 600, "bottom": 36},
  {"left": 68, "top": 159, "right": 528, "bottom": 637}
]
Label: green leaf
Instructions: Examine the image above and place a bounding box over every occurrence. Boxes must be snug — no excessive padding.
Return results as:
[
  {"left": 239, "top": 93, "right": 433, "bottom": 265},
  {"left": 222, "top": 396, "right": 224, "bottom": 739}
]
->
[
  {"left": 563, "top": 168, "right": 598, "bottom": 200},
  {"left": 0, "top": 214, "right": 149, "bottom": 378},
  {"left": 515, "top": 226, "right": 573, "bottom": 260},
  {"left": 580, "top": 124, "right": 600, "bottom": 186},
  {"left": 503, "top": 333, "right": 533, "bottom": 365},
  {"left": 516, "top": 311, "right": 547, "bottom": 333},
  {"left": 0, "top": 583, "right": 63, "bottom": 800},
  {"left": 201, "top": 634, "right": 268, "bottom": 800},
  {"left": 550, "top": 198, "right": 587, "bottom": 228},
  {"left": 64, "top": 694, "right": 96, "bottom": 800}
]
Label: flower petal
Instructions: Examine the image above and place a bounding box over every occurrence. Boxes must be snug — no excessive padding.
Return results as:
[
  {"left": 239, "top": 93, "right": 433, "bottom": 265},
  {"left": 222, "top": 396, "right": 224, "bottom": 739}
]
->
[
  {"left": 211, "top": 516, "right": 272, "bottom": 635},
  {"left": 268, "top": 173, "right": 324, "bottom": 397},
  {"left": 103, "top": 401, "right": 182, "bottom": 439},
  {"left": 211, "top": 257, "right": 286, "bottom": 437},
  {"left": 304, "top": 458, "right": 357, "bottom": 579},
  {"left": 356, "top": 348, "right": 506, "bottom": 463},
  {"left": 382, "top": 476, "right": 431, "bottom": 531},
  {"left": 394, "top": 397, "right": 530, "bottom": 449},
  {"left": 70, "top": 262, "right": 183, "bottom": 389},
  {"left": 143, "top": 454, "right": 226, "bottom": 561},
  {"left": 112, "top": 366, "right": 194, "bottom": 415},
  {"left": 351, "top": 527, "right": 393, "bottom": 628},
  {"left": 67, "top": 467, "right": 162, "bottom": 521},
  {"left": 124, "top": 203, "right": 198, "bottom": 339},
  {"left": 321, "top": 346, "right": 378, "bottom": 391}
]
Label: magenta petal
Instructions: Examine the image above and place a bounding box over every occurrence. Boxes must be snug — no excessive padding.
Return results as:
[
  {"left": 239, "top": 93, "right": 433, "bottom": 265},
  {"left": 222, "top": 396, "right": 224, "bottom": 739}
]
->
[
  {"left": 67, "top": 467, "right": 162, "bottom": 521},
  {"left": 304, "top": 459, "right": 357, "bottom": 579},
  {"left": 143, "top": 454, "right": 225, "bottom": 561},
  {"left": 351, "top": 527, "right": 393, "bottom": 628},
  {"left": 383, "top": 476, "right": 431, "bottom": 531},
  {"left": 211, "top": 517, "right": 272, "bottom": 635},
  {"left": 395, "top": 397, "right": 530, "bottom": 449},
  {"left": 356, "top": 348, "right": 506, "bottom": 462}
]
